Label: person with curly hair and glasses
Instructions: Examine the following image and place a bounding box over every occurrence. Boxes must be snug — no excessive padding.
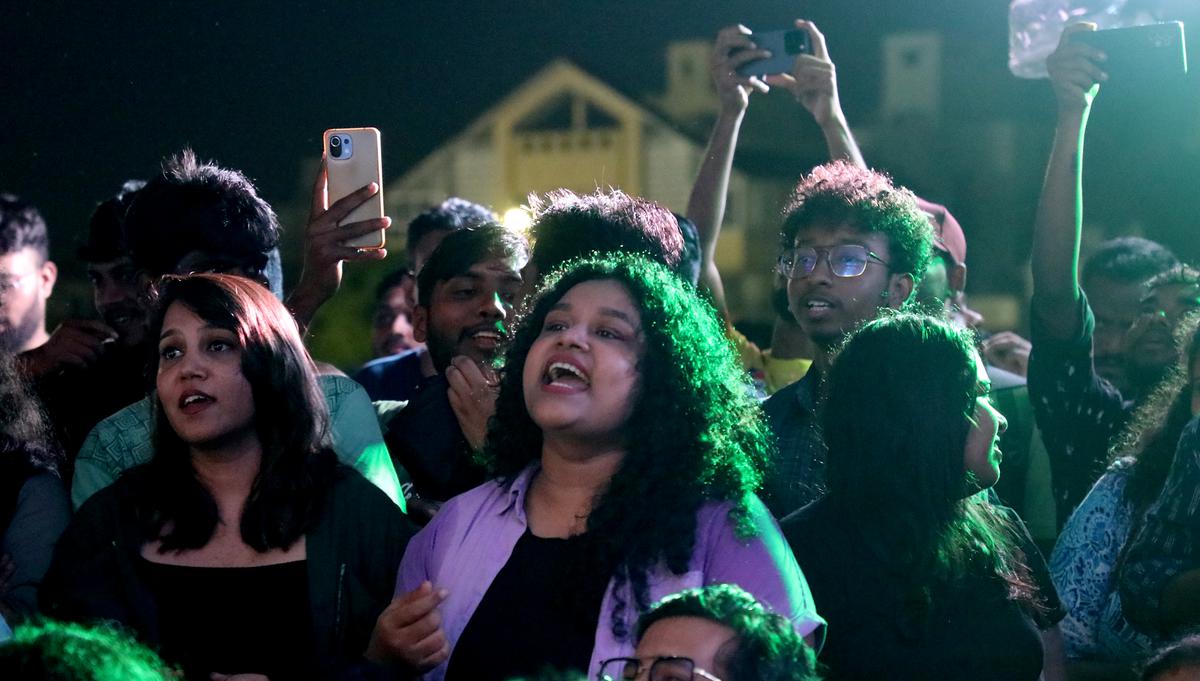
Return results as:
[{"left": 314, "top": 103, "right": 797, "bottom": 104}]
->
[
  {"left": 368, "top": 253, "right": 822, "bottom": 681},
  {"left": 598, "top": 583, "right": 819, "bottom": 681}
]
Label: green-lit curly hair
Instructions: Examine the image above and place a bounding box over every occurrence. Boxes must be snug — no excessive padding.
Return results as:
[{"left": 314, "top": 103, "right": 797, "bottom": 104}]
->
[
  {"left": 636, "top": 584, "right": 820, "bottom": 681},
  {"left": 0, "top": 619, "right": 176, "bottom": 680},
  {"left": 484, "top": 253, "right": 771, "bottom": 639}
]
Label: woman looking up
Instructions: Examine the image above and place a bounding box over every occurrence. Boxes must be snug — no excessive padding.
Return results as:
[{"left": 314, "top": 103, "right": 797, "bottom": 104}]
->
[
  {"left": 43, "top": 274, "right": 413, "bottom": 680},
  {"left": 368, "top": 253, "right": 822, "bottom": 681},
  {"left": 783, "top": 312, "right": 1065, "bottom": 680}
]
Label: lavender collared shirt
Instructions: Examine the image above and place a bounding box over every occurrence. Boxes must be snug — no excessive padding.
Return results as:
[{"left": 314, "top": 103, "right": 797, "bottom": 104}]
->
[{"left": 397, "top": 466, "right": 824, "bottom": 680}]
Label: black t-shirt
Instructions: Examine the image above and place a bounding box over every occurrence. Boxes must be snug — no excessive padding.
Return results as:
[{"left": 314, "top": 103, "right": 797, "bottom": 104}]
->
[
  {"left": 445, "top": 529, "right": 610, "bottom": 681},
  {"left": 784, "top": 496, "right": 1057, "bottom": 681},
  {"left": 139, "top": 559, "right": 314, "bottom": 680}
]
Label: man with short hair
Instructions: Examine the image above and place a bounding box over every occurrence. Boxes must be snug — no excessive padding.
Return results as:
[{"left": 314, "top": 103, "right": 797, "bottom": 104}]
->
[
  {"left": 384, "top": 225, "right": 528, "bottom": 513},
  {"left": 407, "top": 197, "right": 496, "bottom": 277},
  {"left": 355, "top": 197, "right": 494, "bottom": 402},
  {"left": 1082, "top": 237, "right": 1181, "bottom": 391},
  {"left": 0, "top": 195, "right": 58, "bottom": 355},
  {"left": 32, "top": 182, "right": 150, "bottom": 460},
  {"left": 761, "top": 160, "right": 934, "bottom": 517},
  {"left": 369, "top": 269, "right": 419, "bottom": 360}
]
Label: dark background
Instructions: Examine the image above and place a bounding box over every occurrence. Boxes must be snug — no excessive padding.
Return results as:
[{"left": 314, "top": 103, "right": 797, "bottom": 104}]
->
[{"left": 4, "top": 1, "right": 1198, "bottom": 363}]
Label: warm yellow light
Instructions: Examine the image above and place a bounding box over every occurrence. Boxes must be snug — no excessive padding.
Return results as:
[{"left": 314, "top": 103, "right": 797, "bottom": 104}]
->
[{"left": 502, "top": 207, "right": 532, "bottom": 233}]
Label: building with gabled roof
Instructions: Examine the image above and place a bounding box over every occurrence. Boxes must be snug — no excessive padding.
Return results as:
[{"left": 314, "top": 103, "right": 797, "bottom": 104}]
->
[{"left": 384, "top": 57, "right": 795, "bottom": 322}]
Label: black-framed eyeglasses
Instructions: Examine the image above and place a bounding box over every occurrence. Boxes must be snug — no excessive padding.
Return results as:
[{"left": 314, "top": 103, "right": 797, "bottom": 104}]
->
[
  {"left": 776, "top": 245, "right": 889, "bottom": 279},
  {"left": 598, "top": 656, "right": 723, "bottom": 681}
]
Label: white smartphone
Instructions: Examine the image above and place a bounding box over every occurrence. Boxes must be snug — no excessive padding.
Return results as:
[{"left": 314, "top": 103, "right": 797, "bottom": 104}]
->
[{"left": 323, "top": 127, "right": 385, "bottom": 250}]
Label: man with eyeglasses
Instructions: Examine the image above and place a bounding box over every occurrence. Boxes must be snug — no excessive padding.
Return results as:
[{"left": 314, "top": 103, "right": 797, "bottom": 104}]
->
[
  {"left": 760, "top": 161, "right": 933, "bottom": 518},
  {"left": 597, "top": 584, "right": 818, "bottom": 681},
  {"left": 0, "top": 195, "right": 86, "bottom": 357}
]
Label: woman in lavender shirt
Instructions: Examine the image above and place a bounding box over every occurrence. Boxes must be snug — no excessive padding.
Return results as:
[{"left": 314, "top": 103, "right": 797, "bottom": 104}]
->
[{"left": 367, "top": 254, "right": 823, "bottom": 681}]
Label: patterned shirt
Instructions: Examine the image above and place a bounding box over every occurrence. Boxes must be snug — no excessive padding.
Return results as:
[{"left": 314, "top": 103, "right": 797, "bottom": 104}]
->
[
  {"left": 1118, "top": 417, "right": 1200, "bottom": 635},
  {"left": 1049, "top": 459, "right": 1153, "bottom": 662},
  {"left": 762, "top": 372, "right": 825, "bottom": 518},
  {"left": 1028, "top": 293, "right": 1133, "bottom": 526}
]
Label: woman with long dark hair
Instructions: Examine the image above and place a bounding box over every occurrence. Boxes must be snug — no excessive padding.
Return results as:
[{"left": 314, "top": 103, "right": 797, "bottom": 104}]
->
[
  {"left": 783, "top": 312, "right": 1063, "bottom": 680},
  {"left": 367, "top": 254, "right": 822, "bottom": 681},
  {"left": 42, "top": 274, "right": 412, "bottom": 679}
]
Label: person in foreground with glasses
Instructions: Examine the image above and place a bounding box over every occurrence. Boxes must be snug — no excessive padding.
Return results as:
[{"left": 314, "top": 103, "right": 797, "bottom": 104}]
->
[
  {"left": 598, "top": 584, "right": 819, "bottom": 681},
  {"left": 783, "top": 312, "right": 1065, "bottom": 680},
  {"left": 367, "top": 253, "right": 822, "bottom": 681},
  {"left": 760, "top": 160, "right": 934, "bottom": 518}
]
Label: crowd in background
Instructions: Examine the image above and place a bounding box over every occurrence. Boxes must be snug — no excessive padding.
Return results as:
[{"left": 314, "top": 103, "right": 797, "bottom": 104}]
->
[{"left": 3, "top": 17, "right": 1200, "bottom": 681}]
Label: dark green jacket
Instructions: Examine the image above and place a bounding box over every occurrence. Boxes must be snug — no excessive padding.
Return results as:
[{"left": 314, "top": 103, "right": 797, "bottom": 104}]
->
[{"left": 41, "top": 465, "right": 414, "bottom": 679}]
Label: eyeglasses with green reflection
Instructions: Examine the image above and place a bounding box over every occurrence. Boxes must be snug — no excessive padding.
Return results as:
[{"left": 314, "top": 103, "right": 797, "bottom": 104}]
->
[
  {"left": 597, "top": 656, "right": 723, "bottom": 681},
  {"left": 776, "top": 245, "right": 889, "bottom": 279}
]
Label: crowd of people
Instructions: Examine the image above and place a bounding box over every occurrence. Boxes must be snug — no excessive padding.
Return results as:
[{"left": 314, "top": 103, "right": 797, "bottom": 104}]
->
[{"left": 2, "top": 17, "right": 1200, "bottom": 681}]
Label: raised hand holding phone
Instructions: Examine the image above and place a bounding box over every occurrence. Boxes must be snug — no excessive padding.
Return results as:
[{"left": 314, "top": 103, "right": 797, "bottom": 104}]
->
[{"left": 286, "top": 133, "right": 391, "bottom": 332}]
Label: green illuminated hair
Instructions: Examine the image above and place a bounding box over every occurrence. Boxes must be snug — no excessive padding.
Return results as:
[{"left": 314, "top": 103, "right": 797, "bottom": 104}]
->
[
  {"left": 486, "top": 253, "right": 770, "bottom": 636},
  {"left": 780, "top": 160, "right": 932, "bottom": 282},
  {"left": 0, "top": 619, "right": 176, "bottom": 680},
  {"left": 637, "top": 584, "right": 819, "bottom": 681},
  {"left": 822, "top": 311, "right": 1042, "bottom": 617}
]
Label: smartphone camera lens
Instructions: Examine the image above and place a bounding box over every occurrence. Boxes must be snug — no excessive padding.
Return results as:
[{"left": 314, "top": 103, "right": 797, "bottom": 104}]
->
[{"left": 330, "top": 136, "right": 341, "bottom": 146}]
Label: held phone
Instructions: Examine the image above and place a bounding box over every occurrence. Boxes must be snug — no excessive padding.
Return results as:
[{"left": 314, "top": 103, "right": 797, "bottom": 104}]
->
[
  {"left": 736, "top": 28, "right": 813, "bottom": 78},
  {"left": 323, "top": 127, "right": 385, "bottom": 250},
  {"left": 1070, "top": 22, "right": 1188, "bottom": 81}
]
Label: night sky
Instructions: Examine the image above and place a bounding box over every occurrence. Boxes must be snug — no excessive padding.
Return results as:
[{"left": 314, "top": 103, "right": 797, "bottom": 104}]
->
[
  {"left": 4, "top": 0, "right": 1009, "bottom": 255},
  {"left": 5, "top": 1, "right": 1198, "bottom": 359}
]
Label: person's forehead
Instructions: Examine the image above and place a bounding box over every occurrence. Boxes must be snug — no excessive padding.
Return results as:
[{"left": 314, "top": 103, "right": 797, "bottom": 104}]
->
[
  {"left": 793, "top": 221, "right": 888, "bottom": 251},
  {"left": 86, "top": 256, "right": 134, "bottom": 275},
  {"left": 462, "top": 257, "right": 523, "bottom": 280},
  {"left": 0, "top": 248, "right": 41, "bottom": 274},
  {"left": 637, "top": 616, "right": 737, "bottom": 660},
  {"left": 382, "top": 285, "right": 412, "bottom": 307}
]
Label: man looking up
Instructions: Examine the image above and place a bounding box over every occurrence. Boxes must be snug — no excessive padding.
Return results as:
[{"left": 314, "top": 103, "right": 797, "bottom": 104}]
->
[
  {"left": 384, "top": 224, "right": 528, "bottom": 516},
  {"left": 688, "top": 20, "right": 853, "bottom": 397},
  {"left": 762, "top": 160, "right": 933, "bottom": 517}
]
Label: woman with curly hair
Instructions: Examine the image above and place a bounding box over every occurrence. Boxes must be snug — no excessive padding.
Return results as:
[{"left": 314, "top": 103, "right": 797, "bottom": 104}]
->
[
  {"left": 784, "top": 312, "right": 1064, "bottom": 680},
  {"left": 42, "top": 274, "right": 413, "bottom": 680},
  {"left": 368, "top": 253, "right": 822, "bottom": 681}
]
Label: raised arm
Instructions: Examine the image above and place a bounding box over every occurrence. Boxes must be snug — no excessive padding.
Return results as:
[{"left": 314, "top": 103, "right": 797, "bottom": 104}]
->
[
  {"left": 764, "top": 20, "right": 864, "bottom": 169},
  {"left": 687, "top": 24, "right": 768, "bottom": 319},
  {"left": 1031, "top": 23, "right": 1107, "bottom": 339},
  {"left": 287, "top": 161, "right": 390, "bottom": 335}
]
